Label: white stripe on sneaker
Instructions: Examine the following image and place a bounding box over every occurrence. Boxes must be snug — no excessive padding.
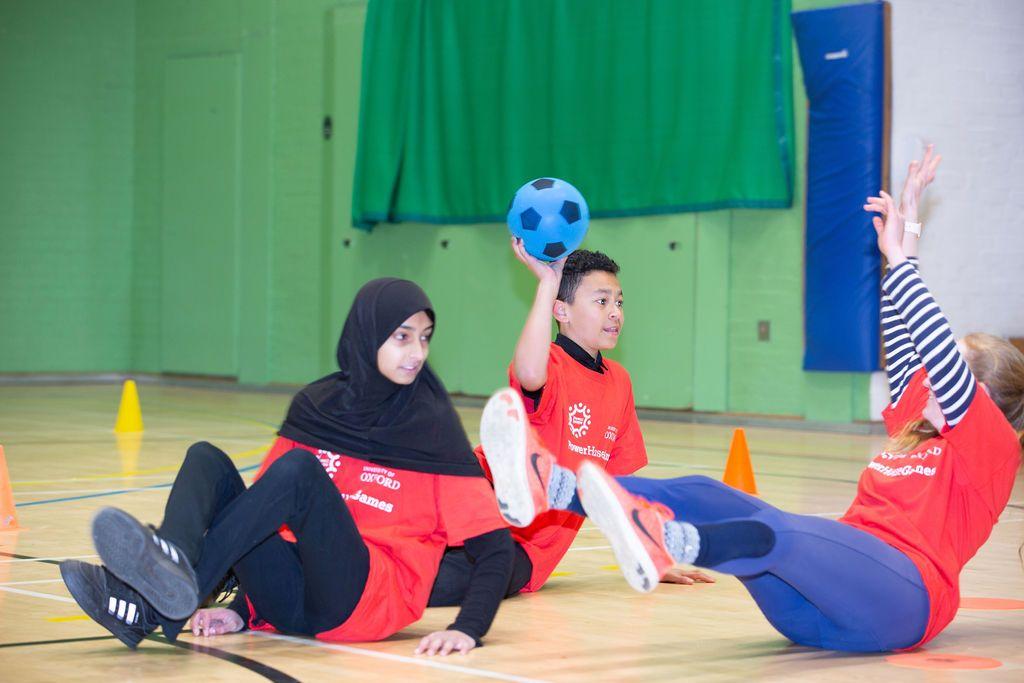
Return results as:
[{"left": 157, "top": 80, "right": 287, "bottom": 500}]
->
[{"left": 150, "top": 532, "right": 181, "bottom": 564}]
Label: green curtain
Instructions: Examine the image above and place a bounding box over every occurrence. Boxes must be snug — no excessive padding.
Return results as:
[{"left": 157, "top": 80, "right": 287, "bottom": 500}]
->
[{"left": 353, "top": 0, "right": 793, "bottom": 230}]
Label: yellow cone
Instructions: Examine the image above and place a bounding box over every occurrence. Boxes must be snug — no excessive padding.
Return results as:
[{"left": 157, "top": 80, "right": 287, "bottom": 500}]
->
[
  {"left": 722, "top": 428, "right": 758, "bottom": 495},
  {"left": 114, "top": 379, "right": 144, "bottom": 433}
]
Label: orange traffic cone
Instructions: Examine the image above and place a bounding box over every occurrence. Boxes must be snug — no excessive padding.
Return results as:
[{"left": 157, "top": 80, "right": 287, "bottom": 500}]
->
[
  {"left": 722, "top": 428, "right": 758, "bottom": 495},
  {"left": 0, "top": 445, "right": 19, "bottom": 531}
]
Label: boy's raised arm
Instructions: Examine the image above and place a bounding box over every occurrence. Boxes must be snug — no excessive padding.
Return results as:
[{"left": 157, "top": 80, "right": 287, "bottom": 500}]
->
[{"left": 510, "top": 237, "right": 565, "bottom": 391}]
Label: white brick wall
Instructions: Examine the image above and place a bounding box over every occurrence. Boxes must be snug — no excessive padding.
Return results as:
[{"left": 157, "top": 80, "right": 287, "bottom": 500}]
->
[
  {"left": 870, "top": 0, "right": 1024, "bottom": 418},
  {"left": 890, "top": 0, "right": 1024, "bottom": 339}
]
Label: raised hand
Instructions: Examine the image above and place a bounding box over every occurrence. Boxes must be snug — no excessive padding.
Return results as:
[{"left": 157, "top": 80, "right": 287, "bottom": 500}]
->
[
  {"left": 511, "top": 237, "right": 566, "bottom": 288},
  {"left": 864, "top": 191, "right": 906, "bottom": 266},
  {"left": 899, "top": 144, "right": 942, "bottom": 223}
]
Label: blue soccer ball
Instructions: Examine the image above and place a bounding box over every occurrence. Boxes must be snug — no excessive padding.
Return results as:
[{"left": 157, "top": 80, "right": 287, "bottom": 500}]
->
[{"left": 506, "top": 177, "right": 590, "bottom": 262}]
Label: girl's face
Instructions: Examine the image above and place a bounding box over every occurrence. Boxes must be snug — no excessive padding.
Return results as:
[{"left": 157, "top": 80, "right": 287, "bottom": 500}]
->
[{"left": 377, "top": 311, "right": 434, "bottom": 384}]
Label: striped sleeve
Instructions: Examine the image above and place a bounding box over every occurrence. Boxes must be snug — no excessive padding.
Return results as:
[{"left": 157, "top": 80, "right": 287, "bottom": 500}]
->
[
  {"left": 881, "top": 260, "right": 976, "bottom": 426},
  {"left": 882, "top": 257, "right": 924, "bottom": 404}
]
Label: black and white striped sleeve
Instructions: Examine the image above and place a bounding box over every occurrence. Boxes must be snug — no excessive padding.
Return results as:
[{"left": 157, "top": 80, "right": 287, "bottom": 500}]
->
[
  {"left": 881, "top": 260, "right": 976, "bottom": 426},
  {"left": 882, "top": 257, "right": 924, "bottom": 404}
]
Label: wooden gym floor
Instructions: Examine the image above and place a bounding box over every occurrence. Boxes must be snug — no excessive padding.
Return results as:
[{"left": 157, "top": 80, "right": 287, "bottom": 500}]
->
[{"left": 1, "top": 382, "right": 1021, "bottom": 681}]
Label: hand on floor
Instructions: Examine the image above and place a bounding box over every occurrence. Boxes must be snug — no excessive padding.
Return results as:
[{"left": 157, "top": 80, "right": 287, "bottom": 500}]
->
[
  {"left": 190, "top": 607, "right": 244, "bottom": 637},
  {"left": 416, "top": 629, "right": 476, "bottom": 656},
  {"left": 660, "top": 567, "right": 716, "bottom": 585}
]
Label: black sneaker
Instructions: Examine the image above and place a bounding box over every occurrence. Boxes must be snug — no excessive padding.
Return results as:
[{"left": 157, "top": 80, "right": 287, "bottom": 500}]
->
[
  {"left": 91, "top": 507, "right": 199, "bottom": 620},
  {"left": 59, "top": 560, "right": 160, "bottom": 649}
]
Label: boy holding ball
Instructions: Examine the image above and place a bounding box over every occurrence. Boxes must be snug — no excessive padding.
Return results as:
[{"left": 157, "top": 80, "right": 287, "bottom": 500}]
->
[{"left": 429, "top": 239, "right": 710, "bottom": 606}]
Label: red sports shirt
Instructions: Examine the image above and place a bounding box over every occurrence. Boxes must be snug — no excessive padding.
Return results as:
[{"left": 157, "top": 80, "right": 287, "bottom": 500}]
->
[
  {"left": 246, "top": 437, "right": 506, "bottom": 642},
  {"left": 478, "top": 343, "right": 648, "bottom": 591},
  {"left": 840, "top": 369, "right": 1021, "bottom": 647}
]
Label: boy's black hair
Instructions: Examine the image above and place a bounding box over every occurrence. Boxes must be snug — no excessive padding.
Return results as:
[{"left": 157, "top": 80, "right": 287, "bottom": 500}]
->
[{"left": 557, "top": 250, "right": 620, "bottom": 303}]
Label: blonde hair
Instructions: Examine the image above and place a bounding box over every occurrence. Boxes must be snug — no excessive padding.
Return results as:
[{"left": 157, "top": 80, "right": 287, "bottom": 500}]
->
[
  {"left": 886, "top": 333, "right": 1024, "bottom": 453},
  {"left": 887, "top": 418, "right": 939, "bottom": 454}
]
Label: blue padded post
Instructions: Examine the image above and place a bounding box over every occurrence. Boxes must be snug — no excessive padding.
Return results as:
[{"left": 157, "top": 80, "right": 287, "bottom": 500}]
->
[{"left": 793, "top": 1, "right": 887, "bottom": 371}]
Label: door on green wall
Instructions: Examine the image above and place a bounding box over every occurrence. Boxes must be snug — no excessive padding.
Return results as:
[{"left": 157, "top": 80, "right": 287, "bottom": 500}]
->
[
  {"left": 586, "top": 215, "right": 698, "bottom": 408},
  {"left": 160, "top": 55, "right": 240, "bottom": 377},
  {"left": 323, "top": 1, "right": 368, "bottom": 374}
]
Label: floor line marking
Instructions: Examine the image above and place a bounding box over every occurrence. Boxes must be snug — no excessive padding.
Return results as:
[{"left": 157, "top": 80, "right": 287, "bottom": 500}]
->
[
  {"left": 15, "top": 487, "right": 175, "bottom": 497},
  {"left": 15, "top": 464, "right": 259, "bottom": 508},
  {"left": 0, "top": 586, "right": 75, "bottom": 603},
  {"left": 0, "top": 635, "right": 118, "bottom": 650},
  {"left": 13, "top": 473, "right": 220, "bottom": 485},
  {"left": 0, "top": 554, "right": 97, "bottom": 564},
  {"left": 249, "top": 631, "right": 548, "bottom": 683},
  {"left": 0, "top": 579, "right": 64, "bottom": 586},
  {"left": 0, "top": 553, "right": 545, "bottom": 682},
  {"left": 12, "top": 443, "right": 270, "bottom": 487},
  {"left": 0, "top": 585, "right": 299, "bottom": 681}
]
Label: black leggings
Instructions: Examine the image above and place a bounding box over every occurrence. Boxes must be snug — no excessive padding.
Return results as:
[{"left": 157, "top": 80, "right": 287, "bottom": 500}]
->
[
  {"left": 157, "top": 442, "right": 370, "bottom": 636},
  {"left": 428, "top": 543, "right": 532, "bottom": 606}
]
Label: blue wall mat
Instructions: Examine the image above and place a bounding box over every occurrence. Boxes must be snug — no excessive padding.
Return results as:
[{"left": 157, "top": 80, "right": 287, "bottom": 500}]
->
[{"left": 793, "top": 1, "right": 886, "bottom": 371}]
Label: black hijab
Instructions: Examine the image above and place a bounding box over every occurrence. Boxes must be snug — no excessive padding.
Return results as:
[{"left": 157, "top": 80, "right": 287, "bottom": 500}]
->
[{"left": 278, "top": 278, "right": 483, "bottom": 477}]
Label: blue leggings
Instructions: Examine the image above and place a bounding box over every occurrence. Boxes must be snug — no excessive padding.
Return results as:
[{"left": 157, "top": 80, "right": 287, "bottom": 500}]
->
[{"left": 568, "top": 475, "right": 929, "bottom": 652}]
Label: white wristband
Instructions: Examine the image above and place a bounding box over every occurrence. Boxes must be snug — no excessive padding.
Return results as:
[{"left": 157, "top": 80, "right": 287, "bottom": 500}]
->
[{"left": 904, "top": 221, "right": 922, "bottom": 237}]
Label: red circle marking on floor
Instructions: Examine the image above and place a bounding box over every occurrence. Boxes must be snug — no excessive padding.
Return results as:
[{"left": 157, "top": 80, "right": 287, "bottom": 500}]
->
[
  {"left": 959, "top": 597, "right": 1024, "bottom": 610},
  {"left": 886, "top": 653, "right": 1002, "bottom": 671}
]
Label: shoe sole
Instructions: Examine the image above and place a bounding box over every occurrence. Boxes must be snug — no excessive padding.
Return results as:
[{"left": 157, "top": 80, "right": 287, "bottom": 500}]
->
[
  {"left": 577, "top": 463, "right": 658, "bottom": 593},
  {"left": 480, "top": 388, "right": 536, "bottom": 527},
  {"left": 92, "top": 508, "right": 199, "bottom": 620},
  {"left": 60, "top": 561, "right": 143, "bottom": 649}
]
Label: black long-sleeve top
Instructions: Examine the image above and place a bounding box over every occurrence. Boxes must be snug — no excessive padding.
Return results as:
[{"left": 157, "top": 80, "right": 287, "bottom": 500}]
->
[{"left": 226, "top": 527, "right": 513, "bottom": 644}]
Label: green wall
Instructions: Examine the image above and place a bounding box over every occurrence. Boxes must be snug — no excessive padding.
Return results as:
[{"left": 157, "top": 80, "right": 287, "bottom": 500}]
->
[
  {"left": 1, "top": 0, "right": 872, "bottom": 422},
  {"left": 0, "top": 0, "right": 135, "bottom": 372},
  {"left": 132, "top": 0, "right": 273, "bottom": 383}
]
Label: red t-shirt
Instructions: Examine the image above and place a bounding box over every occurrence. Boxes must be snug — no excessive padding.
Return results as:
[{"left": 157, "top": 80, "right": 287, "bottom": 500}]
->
[
  {"left": 246, "top": 436, "right": 506, "bottom": 642},
  {"left": 840, "top": 369, "right": 1021, "bottom": 647},
  {"left": 477, "top": 343, "right": 648, "bottom": 591}
]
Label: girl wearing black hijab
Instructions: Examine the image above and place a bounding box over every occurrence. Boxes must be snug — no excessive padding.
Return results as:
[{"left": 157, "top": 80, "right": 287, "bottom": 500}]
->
[{"left": 60, "top": 278, "right": 514, "bottom": 656}]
